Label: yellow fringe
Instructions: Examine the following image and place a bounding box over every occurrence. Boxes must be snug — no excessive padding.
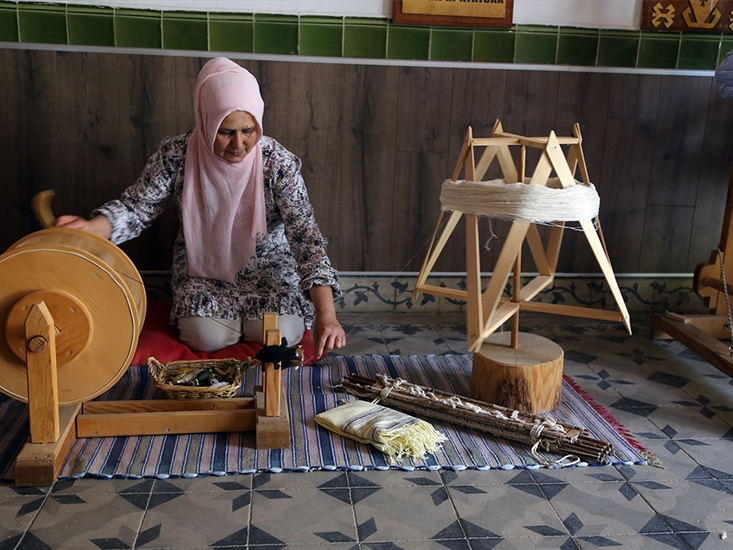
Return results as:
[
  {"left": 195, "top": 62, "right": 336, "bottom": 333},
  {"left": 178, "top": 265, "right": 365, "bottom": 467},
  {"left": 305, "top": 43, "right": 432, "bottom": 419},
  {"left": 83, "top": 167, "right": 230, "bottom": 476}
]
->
[{"left": 373, "top": 420, "right": 448, "bottom": 464}]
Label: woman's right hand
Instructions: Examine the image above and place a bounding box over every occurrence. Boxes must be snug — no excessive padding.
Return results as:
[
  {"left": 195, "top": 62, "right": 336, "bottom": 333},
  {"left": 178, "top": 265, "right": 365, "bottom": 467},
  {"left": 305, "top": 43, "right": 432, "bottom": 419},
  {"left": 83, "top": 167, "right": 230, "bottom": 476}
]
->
[{"left": 55, "top": 215, "right": 112, "bottom": 240}]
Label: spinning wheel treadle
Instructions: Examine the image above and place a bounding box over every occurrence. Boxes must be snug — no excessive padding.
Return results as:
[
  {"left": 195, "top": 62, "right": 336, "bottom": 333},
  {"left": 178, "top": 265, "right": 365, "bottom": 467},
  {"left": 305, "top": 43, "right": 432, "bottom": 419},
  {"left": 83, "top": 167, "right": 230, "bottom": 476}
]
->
[{"left": 0, "top": 228, "right": 143, "bottom": 405}]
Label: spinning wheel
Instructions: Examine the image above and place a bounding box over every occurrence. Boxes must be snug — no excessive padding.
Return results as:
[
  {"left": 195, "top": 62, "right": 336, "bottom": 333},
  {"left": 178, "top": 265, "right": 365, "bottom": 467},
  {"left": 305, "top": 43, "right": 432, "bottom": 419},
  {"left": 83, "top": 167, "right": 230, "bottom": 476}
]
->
[
  {"left": 0, "top": 217, "right": 290, "bottom": 486},
  {"left": 0, "top": 228, "right": 145, "bottom": 405}
]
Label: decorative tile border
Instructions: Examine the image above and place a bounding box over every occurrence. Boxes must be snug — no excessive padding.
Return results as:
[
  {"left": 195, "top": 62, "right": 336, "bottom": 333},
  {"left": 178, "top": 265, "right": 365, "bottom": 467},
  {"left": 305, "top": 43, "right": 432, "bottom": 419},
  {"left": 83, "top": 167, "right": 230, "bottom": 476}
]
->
[
  {"left": 141, "top": 273, "right": 709, "bottom": 315},
  {"left": 0, "top": 1, "right": 730, "bottom": 70}
]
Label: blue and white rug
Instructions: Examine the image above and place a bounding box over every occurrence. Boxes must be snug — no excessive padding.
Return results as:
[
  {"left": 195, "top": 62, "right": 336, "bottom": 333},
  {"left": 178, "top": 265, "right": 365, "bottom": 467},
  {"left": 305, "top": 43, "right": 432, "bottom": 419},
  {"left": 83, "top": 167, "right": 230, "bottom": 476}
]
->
[{"left": 0, "top": 355, "right": 657, "bottom": 480}]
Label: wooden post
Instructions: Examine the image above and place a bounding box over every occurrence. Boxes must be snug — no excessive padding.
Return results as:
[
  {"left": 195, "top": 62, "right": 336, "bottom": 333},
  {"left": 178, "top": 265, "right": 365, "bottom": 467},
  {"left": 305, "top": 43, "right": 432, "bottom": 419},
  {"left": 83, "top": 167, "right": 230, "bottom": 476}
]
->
[
  {"left": 25, "top": 301, "right": 60, "bottom": 444},
  {"left": 262, "top": 313, "right": 281, "bottom": 417},
  {"left": 511, "top": 247, "right": 521, "bottom": 349},
  {"left": 255, "top": 312, "right": 291, "bottom": 449}
]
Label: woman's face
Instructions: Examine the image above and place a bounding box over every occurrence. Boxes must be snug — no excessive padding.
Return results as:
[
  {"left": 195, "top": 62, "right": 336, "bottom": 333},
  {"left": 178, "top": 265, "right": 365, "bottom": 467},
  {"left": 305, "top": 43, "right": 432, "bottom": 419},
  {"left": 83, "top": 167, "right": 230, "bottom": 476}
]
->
[{"left": 213, "top": 110, "right": 258, "bottom": 163}]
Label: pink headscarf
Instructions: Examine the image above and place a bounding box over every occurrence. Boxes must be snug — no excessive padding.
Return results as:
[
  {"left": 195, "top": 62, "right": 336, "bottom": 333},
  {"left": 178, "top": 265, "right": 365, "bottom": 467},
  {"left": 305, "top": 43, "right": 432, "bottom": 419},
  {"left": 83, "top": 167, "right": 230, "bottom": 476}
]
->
[{"left": 182, "top": 57, "right": 266, "bottom": 283}]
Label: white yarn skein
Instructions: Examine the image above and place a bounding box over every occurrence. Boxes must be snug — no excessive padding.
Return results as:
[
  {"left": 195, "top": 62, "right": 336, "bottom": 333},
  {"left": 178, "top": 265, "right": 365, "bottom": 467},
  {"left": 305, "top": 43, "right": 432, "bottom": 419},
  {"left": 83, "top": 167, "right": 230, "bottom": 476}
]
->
[{"left": 440, "top": 177, "right": 600, "bottom": 223}]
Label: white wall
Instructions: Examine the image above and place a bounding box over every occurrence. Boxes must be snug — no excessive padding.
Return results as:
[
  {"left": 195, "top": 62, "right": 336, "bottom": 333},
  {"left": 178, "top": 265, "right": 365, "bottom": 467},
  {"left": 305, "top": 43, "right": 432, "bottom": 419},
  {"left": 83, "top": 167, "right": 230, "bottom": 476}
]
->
[{"left": 15, "top": 0, "right": 644, "bottom": 30}]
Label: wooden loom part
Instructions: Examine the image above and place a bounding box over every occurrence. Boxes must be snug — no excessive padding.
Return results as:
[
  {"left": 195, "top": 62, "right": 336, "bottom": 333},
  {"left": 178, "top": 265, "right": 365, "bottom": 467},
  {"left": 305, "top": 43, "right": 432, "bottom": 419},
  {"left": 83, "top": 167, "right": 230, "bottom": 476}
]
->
[
  {"left": 339, "top": 373, "right": 614, "bottom": 463},
  {"left": 652, "top": 156, "right": 733, "bottom": 378}
]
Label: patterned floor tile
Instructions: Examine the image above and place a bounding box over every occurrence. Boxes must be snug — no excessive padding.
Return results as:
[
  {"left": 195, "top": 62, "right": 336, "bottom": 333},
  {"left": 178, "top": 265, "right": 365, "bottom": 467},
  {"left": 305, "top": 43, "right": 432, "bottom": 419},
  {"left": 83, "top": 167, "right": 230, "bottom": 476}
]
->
[
  {"left": 23, "top": 492, "right": 146, "bottom": 550},
  {"left": 0, "top": 494, "right": 46, "bottom": 541},
  {"left": 360, "top": 541, "right": 473, "bottom": 550},
  {"left": 250, "top": 470, "right": 345, "bottom": 490},
  {"left": 632, "top": 478, "right": 733, "bottom": 534},
  {"left": 524, "top": 465, "right": 628, "bottom": 485},
  {"left": 353, "top": 469, "right": 444, "bottom": 488},
  {"left": 546, "top": 481, "right": 660, "bottom": 537},
  {"left": 441, "top": 469, "right": 518, "bottom": 488},
  {"left": 50, "top": 477, "right": 152, "bottom": 496},
  {"left": 614, "top": 439, "right": 711, "bottom": 483},
  {"left": 250, "top": 485, "right": 358, "bottom": 545},
  {"left": 157, "top": 474, "right": 253, "bottom": 493},
  {"left": 448, "top": 480, "right": 568, "bottom": 539},
  {"left": 250, "top": 544, "right": 357, "bottom": 550},
  {"left": 574, "top": 533, "right": 715, "bottom": 549},
  {"left": 352, "top": 482, "right": 461, "bottom": 543},
  {"left": 671, "top": 439, "right": 733, "bottom": 476},
  {"left": 137, "top": 489, "right": 250, "bottom": 548},
  {"left": 0, "top": 483, "right": 50, "bottom": 498},
  {"left": 646, "top": 406, "right": 733, "bottom": 440}
]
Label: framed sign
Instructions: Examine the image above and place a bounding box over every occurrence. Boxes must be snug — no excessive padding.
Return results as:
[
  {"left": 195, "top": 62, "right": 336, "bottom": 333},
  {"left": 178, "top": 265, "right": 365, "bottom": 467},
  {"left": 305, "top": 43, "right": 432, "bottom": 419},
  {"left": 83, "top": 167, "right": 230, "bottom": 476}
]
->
[
  {"left": 392, "top": 0, "right": 514, "bottom": 28},
  {"left": 641, "top": 0, "right": 733, "bottom": 32}
]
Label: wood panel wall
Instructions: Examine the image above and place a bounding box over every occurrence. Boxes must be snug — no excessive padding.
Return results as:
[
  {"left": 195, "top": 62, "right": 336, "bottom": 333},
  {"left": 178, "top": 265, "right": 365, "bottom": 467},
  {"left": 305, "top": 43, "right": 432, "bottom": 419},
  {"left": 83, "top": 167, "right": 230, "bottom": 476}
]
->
[{"left": 2, "top": 49, "right": 732, "bottom": 276}]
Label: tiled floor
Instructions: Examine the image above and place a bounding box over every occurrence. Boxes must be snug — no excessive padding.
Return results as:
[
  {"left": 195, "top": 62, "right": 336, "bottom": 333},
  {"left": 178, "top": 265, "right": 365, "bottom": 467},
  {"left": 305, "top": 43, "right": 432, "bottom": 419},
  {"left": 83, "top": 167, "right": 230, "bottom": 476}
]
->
[{"left": 2, "top": 311, "right": 733, "bottom": 550}]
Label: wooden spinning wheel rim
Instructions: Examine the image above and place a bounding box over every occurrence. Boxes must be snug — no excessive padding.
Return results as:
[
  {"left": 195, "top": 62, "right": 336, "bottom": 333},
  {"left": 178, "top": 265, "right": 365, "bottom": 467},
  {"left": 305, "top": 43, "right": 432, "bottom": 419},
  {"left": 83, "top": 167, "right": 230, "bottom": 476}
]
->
[
  {"left": 0, "top": 230, "right": 144, "bottom": 405},
  {"left": 8, "top": 228, "right": 147, "bottom": 326}
]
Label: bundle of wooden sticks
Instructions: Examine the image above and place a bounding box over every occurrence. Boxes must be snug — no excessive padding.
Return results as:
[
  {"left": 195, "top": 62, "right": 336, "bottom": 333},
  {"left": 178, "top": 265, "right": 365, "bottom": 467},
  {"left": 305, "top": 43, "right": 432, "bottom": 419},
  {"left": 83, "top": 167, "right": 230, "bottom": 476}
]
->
[{"left": 339, "top": 373, "right": 613, "bottom": 464}]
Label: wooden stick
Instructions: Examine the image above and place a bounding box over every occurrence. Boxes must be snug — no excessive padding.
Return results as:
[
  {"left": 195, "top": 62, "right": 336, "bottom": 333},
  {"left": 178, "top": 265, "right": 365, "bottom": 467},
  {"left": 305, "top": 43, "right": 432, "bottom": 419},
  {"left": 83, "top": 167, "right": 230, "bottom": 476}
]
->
[
  {"left": 262, "top": 313, "right": 281, "bottom": 417},
  {"left": 511, "top": 245, "right": 521, "bottom": 349},
  {"left": 339, "top": 374, "right": 613, "bottom": 462}
]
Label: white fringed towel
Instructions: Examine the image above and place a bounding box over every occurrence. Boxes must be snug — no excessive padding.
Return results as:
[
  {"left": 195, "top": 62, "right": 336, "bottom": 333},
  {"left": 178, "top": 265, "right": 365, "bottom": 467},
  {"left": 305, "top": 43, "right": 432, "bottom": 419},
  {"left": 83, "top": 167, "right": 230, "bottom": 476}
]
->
[
  {"left": 440, "top": 177, "right": 600, "bottom": 223},
  {"left": 315, "top": 400, "right": 448, "bottom": 464}
]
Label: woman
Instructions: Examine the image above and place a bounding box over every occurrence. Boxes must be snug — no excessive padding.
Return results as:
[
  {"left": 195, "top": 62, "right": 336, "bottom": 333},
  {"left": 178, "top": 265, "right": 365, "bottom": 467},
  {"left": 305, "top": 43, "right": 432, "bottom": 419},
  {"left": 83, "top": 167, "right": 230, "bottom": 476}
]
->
[{"left": 56, "top": 57, "right": 346, "bottom": 358}]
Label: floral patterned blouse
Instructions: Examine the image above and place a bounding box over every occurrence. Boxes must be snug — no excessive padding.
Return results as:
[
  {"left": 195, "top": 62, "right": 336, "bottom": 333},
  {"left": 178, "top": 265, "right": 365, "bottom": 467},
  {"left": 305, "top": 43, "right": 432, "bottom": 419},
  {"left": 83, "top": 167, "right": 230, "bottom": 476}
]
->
[{"left": 94, "top": 132, "right": 341, "bottom": 328}]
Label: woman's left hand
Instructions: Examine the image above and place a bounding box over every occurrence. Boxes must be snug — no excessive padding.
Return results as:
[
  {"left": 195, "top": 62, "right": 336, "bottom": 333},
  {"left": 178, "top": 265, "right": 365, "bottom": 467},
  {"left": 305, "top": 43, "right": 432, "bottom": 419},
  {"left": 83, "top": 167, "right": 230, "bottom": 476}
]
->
[
  {"left": 309, "top": 285, "right": 346, "bottom": 358},
  {"left": 313, "top": 313, "right": 346, "bottom": 358}
]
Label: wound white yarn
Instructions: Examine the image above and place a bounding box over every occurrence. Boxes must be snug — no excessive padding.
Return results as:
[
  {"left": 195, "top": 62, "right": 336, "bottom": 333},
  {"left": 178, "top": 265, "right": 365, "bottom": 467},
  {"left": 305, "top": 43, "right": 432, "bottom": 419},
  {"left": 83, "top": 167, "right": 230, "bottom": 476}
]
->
[{"left": 440, "top": 178, "right": 600, "bottom": 223}]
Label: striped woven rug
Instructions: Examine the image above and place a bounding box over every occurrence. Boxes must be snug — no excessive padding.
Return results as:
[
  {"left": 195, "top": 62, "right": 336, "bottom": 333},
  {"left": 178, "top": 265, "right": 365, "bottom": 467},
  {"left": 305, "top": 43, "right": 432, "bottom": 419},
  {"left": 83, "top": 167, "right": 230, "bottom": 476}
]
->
[{"left": 0, "top": 355, "right": 656, "bottom": 480}]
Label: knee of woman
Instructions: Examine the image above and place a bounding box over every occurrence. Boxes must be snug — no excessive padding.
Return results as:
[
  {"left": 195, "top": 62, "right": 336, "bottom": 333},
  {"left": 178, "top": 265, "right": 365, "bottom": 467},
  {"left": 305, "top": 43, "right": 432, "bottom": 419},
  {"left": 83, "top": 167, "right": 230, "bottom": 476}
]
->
[
  {"left": 178, "top": 316, "right": 241, "bottom": 353},
  {"left": 278, "top": 315, "right": 305, "bottom": 347}
]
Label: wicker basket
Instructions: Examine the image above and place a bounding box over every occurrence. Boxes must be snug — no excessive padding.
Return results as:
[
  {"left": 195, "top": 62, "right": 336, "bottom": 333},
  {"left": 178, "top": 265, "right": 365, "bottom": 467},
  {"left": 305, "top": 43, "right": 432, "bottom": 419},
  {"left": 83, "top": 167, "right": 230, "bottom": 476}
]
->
[{"left": 147, "top": 357, "right": 251, "bottom": 399}]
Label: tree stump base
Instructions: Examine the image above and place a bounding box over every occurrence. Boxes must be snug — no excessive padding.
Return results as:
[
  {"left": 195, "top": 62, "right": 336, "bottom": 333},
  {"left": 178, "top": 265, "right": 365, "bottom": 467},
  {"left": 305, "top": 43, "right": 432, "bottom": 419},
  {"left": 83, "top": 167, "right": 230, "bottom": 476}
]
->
[{"left": 472, "top": 332, "right": 564, "bottom": 414}]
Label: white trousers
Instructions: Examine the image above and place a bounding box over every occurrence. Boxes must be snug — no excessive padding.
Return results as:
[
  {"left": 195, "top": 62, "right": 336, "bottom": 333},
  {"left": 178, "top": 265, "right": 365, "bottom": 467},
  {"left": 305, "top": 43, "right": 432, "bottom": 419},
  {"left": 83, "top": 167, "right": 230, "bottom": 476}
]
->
[{"left": 178, "top": 315, "right": 305, "bottom": 353}]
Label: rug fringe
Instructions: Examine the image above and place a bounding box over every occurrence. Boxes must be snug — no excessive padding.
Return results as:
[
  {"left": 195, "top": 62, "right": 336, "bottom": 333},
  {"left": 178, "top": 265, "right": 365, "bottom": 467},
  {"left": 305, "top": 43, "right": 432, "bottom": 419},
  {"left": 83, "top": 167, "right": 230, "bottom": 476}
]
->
[{"left": 562, "top": 374, "right": 664, "bottom": 469}]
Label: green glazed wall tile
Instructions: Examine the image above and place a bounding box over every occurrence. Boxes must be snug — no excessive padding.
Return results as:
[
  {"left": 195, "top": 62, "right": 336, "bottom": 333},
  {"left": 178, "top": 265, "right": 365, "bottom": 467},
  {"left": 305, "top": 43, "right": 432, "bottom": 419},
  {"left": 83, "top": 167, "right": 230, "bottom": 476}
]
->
[
  {"left": 515, "top": 26, "right": 558, "bottom": 64},
  {"left": 254, "top": 14, "right": 298, "bottom": 55},
  {"left": 473, "top": 29, "right": 515, "bottom": 63},
  {"left": 388, "top": 25, "right": 429, "bottom": 60},
  {"left": 0, "top": 2, "right": 18, "bottom": 42},
  {"left": 678, "top": 34, "right": 720, "bottom": 70},
  {"left": 163, "top": 11, "right": 207, "bottom": 51},
  {"left": 638, "top": 31, "right": 680, "bottom": 69},
  {"left": 598, "top": 30, "right": 639, "bottom": 67},
  {"left": 300, "top": 16, "right": 342, "bottom": 57},
  {"left": 115, "top": 10, "right": 161, "bottom": 49},
  {"left": 209, "top": 13, "right": 253, "bottom": 53},
  {"left": 344, "top": 19, "right": 387, "bottom": 58},
  {"left": 68, "top": 6, "right": 114, "bottom": 47},
  {"left": 430, "top": 28, "right": 473, "bottom": 62},
  {"left": 18, "top": 3, "right": 66, "bottom": 45},
  {"left": 556, "top": 28, "right": 598, "bottom": 66}
]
